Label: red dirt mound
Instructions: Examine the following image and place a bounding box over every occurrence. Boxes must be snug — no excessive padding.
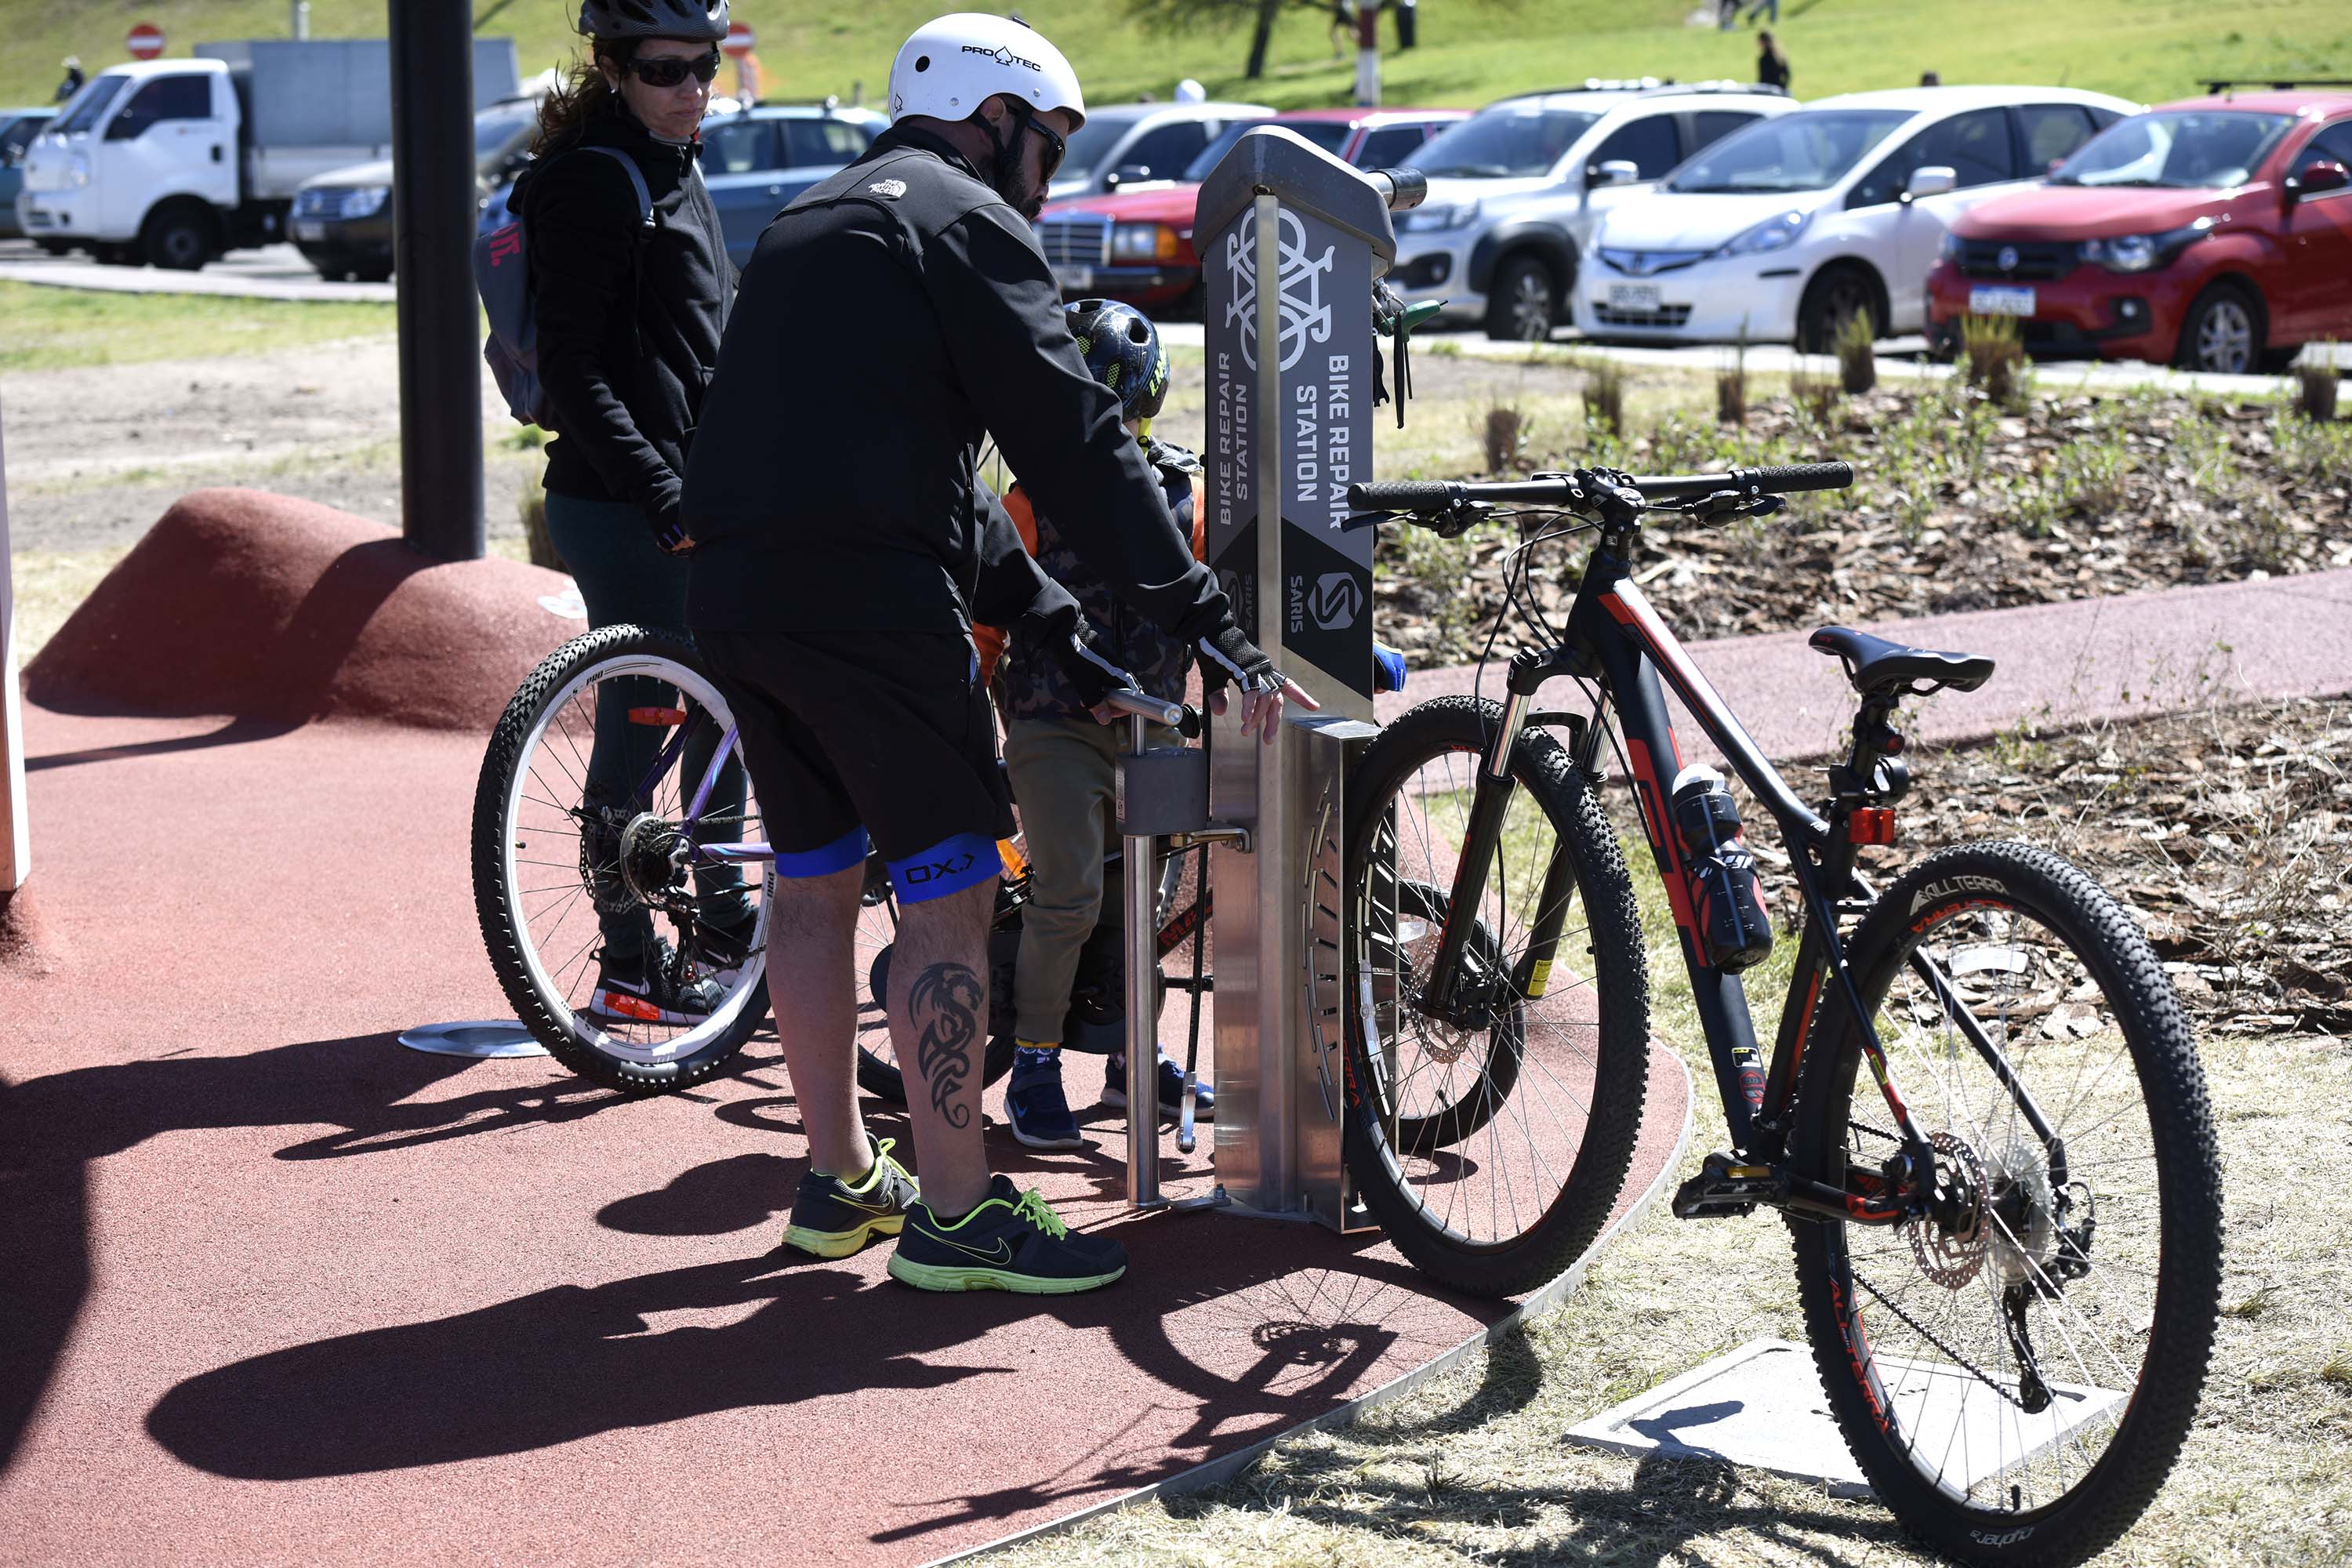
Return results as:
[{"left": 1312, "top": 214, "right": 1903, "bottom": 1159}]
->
[{"left": 24, "top": 489, "right": 581, "bottom": 731}]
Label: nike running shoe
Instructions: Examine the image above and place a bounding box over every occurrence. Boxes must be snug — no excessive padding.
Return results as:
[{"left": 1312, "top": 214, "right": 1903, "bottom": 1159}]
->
[
  {"left": 1004, "top": 1047, "right": 1086, "bottom": 1150},
  {"left": 886, "top": 1175, "right": 1127, "bottom": 1294},
  {"left": 1104, "top": 1051, "right": 1214, "bottom": 1120},
  {"left": 782, "top": 1137, "right": 919, "bottom": 1258},
  {"left": 587, "top": 937, "right": 721, "bottom": 1025},
  {"left": 691, "top": 906, "right": 762, "bottom": 989}
]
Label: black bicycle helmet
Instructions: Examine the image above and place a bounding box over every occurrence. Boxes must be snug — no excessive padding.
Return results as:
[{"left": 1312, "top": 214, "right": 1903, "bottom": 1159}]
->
[
  {"left": 1065, "top": 299, "right": 1170, "bottom": 423},
  {"left": 577, "top": 0, "right": 728, "bottom": 42}
]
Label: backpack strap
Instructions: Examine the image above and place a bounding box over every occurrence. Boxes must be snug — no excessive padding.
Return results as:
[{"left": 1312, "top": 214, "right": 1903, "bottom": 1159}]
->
[{"left": 577, "top": 143, "right": 655, "bottom": 229}]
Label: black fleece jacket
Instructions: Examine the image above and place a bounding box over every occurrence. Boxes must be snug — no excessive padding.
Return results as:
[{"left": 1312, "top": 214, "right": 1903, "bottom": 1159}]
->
[
  {"left": 681, "top": 125, "right": 1229, "bottom": 646},
  {"left": 524, "top": 106, "right": 730, "bottom": 537}
]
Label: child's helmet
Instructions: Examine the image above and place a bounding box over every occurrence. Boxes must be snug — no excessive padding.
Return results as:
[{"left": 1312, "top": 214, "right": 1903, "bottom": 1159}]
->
[{"left": 1064, "top": 298, "right": 1169, "bottom": 422}]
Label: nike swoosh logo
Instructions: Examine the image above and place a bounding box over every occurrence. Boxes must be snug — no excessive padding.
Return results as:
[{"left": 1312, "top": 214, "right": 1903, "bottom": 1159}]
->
[
  {"left": 831, "top": 1193, "right": 898, "bottom": 1216},
  {"left": 927, "top": 1232, "right": 1014, "bottom": 1265}
]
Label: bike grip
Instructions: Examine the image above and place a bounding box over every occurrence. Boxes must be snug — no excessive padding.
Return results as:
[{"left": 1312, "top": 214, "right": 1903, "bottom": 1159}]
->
[
  {"left": 1346, "top": 478, "right": 1457, "bottom": 513},
  {"left": 1368, "top": 166, "right": 1428, "bottom": 212},
  {"left": 1740, "top": 461, "right": 1853, "bottom": 494}
]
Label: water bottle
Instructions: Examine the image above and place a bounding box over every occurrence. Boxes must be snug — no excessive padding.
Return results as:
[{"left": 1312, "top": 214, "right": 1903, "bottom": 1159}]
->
[{"left": 1670, "top": 764, "right": 1775, "bottom": 973}]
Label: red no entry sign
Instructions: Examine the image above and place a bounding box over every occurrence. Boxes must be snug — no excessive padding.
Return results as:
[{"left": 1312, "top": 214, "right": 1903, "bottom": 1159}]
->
[
  {"left": 126, "top": 22, "right": 165, "bottom": 60},
  {"left": 722, "top": 21, "right": 755, "bottom": 58}
]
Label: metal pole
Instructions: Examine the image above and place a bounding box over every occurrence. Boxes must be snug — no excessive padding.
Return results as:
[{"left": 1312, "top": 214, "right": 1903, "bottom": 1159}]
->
[
  {"left": 389, "top": 0, "right": 485, "bottom": 561},
  {"left": 1125, "top": 713, "right": 1163, "bottom": 1207},
  {"left": 0, "top": 398, "right": 29, "bottom": 893}
]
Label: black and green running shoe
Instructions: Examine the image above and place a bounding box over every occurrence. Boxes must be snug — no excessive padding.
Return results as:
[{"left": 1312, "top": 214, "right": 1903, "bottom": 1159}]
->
[
  {"left": 886, "top": 1174, "right": 1127, "bottom": 1295},
  {"left": 782, "top": 1137, "right": 919, "bottom": 1258}
]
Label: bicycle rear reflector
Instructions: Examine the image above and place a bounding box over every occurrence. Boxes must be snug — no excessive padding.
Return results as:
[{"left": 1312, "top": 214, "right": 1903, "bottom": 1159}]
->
[
  {"left": 1846, "top": 807, "right": 1897, "bottom": 845},
  {"left": 627, "top": 706, "right": 688, "bottom": 727}
]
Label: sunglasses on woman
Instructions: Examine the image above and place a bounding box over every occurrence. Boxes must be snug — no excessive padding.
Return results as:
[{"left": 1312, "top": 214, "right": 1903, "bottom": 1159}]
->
[{"left": 622, "top": 49, "right": 722, "bottom": 89}]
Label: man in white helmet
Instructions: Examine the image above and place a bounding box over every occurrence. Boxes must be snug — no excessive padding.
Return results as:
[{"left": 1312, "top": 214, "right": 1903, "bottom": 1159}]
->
[{"left": 681, "top": 12, "right": 1309, "bottom": 1297}]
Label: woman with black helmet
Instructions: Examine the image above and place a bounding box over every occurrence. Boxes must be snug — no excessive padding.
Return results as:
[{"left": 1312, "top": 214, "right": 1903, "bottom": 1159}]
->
[{"left": 526, "top": 0, "right": 751, "bottom": 1024}]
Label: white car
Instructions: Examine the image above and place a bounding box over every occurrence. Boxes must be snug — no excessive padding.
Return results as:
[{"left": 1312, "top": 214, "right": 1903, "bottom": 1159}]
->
[
  {"left": 1388, "top": 81, "right": 1795, "bottom": 340},
  {"left": 1573, "top": 85, "right": 2138, "bottom": 348}
]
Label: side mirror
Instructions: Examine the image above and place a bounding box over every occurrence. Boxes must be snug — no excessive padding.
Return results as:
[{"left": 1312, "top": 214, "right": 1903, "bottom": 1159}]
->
[
  {"left": 1104, "top": 162, "right": 1151, "bottom": 189},
  {"left": 1903, "top": 165, "right": 1958, "bottom": 201},
  {"left": 1587, "top": 158, "right": 1641, "bottom": 187},
  {"left": 2286, "top": 160, "right": 2350, "bottom": 199}
]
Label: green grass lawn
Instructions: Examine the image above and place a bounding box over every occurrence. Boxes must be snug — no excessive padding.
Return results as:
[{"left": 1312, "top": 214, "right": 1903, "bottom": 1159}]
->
[
  {"left": 0, "top": 280, "right": 394, "bottom": 370},
  {"left": 6, "top": 0, "right": 2347, "bottom": 121}
]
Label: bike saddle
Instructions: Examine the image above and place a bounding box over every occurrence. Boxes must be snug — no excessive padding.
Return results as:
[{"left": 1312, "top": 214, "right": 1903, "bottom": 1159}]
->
[{"left": 1809, "top": 626, "right": 1996, "bottom": 697}]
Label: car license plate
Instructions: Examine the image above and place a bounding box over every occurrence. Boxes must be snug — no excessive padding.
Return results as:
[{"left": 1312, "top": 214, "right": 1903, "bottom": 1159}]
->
[
  {"left": 1968, "top": 285, "right": 2034, "bottom": 318},
  {"left": 293, "top": 220, "right": 326, "bottom": 241},
  {"left": 1608, "top": 282, "right": 1661, "bottom": 313},
  {"left": 1053, "top": 264, "right": 1093, "bottom": 293}
]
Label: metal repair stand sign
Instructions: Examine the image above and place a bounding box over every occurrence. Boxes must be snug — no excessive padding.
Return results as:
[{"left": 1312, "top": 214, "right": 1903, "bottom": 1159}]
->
[{"left": 1189, "top": 128, "right": 1396, "bottom": 1231}]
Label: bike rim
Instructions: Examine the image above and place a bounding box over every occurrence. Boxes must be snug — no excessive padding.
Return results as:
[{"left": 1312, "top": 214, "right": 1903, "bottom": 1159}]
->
[
  {"left": 501, "top": 652, "right": 770, "bottom": 1065},
  {"left": 1352, "top": 742, "right": 1606, "bottom": 1250},
  {"left": 1827, "top": 898, "right": 2165, "bottom": 1514}
]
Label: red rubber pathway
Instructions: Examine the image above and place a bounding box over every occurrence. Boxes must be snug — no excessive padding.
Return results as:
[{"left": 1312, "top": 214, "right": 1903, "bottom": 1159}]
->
[{"left": 0, "top": 703, "right": 1686, "bottom": 1566}]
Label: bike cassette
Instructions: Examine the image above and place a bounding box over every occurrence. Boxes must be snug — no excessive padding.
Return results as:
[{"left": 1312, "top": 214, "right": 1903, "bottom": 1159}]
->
[{"left": 1671, "top": 1150, "right": 1782, "bottom": 1219}]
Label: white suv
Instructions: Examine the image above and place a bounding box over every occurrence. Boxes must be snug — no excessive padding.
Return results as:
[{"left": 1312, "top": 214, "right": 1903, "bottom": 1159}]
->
[
  {"left": 1390, "top": 81, "right": 1795, "bottom": 340},
  {"left": 1573, "top": 85, "right": 2137, "bottom": 348}
]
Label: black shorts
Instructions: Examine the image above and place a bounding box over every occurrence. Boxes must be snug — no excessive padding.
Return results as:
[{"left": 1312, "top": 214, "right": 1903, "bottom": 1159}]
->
[{"left": 696, "top": 627, "right": 1011, "bottom": 904}]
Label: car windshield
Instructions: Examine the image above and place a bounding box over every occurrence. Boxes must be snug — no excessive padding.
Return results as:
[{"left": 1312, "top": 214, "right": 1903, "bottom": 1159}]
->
[
  {"left": 1408, "top": 107, "right": 1596, "bottom": 179},
  {"left": 474, "top": 109, "right": 535, "bottom": 160},
  {"left": 1668, "top": 108, "right": 1912, "bottom": 193},
  {"left": 1062, "top": 110, "right": 1147, "bottom": 173},
  {"left": 1181, "top": 117, "right": 1346, "bottom": 180},
  {"left": 54, "top": 74, "right": 129, "bottom": 136},
  {"left": 2050, "top": 110, "right": 2295, "bottom": 189}
]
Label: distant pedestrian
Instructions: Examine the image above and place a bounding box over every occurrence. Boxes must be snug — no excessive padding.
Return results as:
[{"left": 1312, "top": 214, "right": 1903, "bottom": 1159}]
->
[
  {"left": 1920, "top": 70, "right": 1942, "bottom": 87},
  {"left": 1758, "top": 31, "right": 1791, "bottom": 91},
  {"left": 54, "top": 56, "right": 84, "bottom": 103},
  {"left": 1718, "top": 0, "right": 1738, "bottom": 31},
  {"left": 1745, "top": 0, "right": 1779, "bottom": 22}
]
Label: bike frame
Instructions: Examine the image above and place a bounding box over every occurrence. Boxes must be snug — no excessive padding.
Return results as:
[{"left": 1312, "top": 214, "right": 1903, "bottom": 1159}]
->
[{"left": 1420, "top": 526, "right": 2045, "bottom": 1223}]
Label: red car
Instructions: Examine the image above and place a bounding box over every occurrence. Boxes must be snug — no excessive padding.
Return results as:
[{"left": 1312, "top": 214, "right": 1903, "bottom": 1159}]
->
[
  {"left": 1928, "top": 85, "right": 2352, "bottom": 373},
  {"left": 1033, "top": 107, "right": 1468, "bottom": 313}
]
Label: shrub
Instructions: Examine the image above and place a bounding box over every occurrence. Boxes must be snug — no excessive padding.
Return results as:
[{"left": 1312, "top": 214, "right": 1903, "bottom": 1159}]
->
[
  {"left": 1581, "top": 357, "right": 1625, "bottom": 437},
  {"left": 1961, "top": 313, "right": 2031, "bottom": 410},
  {"left": 1483, "top": 403, "right": 1528, "bottom": 473},
  {"left": 2295, "top": 348, "right": 2339, "bottom": 422}
]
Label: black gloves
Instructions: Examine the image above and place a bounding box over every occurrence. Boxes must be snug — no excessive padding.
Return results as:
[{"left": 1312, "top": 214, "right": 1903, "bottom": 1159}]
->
[
  {"left": 1196, "top": 621, "right": 1283, "bottom": 697},
  {"left": 1047, "top": 621, "right": 1133, "bottom": 710},
  {"left": 649, "top": 498, "right": 692, "bottom": 557}
]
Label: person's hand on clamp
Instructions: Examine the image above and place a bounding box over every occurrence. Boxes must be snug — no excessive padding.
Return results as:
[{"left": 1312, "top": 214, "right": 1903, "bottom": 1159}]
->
[
  {"left": 1046, "top": 622, "right": 1138, "bottom": 725},
  {"left": 1198, "top": 622, "right": 1319, "bottom": 743},
  {"left": 650, "top": 500, "right": 696, "bottom": 557}
]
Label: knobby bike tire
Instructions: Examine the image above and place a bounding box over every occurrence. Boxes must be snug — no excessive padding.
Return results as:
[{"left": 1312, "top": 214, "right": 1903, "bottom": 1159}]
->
[
  {"left": 472, "top": 624, "right": 771, "bottom": 1094},
  {"left": 1342, "top": 697, "right": 1652, "bottom": 1298},
  {"left": 1790, "top": 841, "right": 2223, "bottom": 1566}
]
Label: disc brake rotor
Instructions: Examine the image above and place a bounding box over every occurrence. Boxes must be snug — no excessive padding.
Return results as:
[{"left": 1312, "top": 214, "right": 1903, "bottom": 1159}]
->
[{"left": 1908, "top": 1130, "right": 1990, "bottom": 1290}]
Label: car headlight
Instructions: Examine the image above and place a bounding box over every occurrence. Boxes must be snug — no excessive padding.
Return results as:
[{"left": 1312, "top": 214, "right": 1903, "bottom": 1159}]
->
[
  {"left": 2078, "top": 220, "right": 2211, "bottom": 273},
  {"left": 339, "top": 186, "right": 390, "bottom": 220},
  {"left": 1400, "top": 199, "right": 1480, "bottom": 234},
  {"left": 1109, "top": 222, "right": 1179, "bottom": 263},
  {"left": 1936, "top": 230, "right": 1965, "bottom": 263},
  {"left": 67, "top": 153, "right": 89, "bottom": 187},
  {"left": 1719, "top": 209, "right": 1809, "bottom": 256}
]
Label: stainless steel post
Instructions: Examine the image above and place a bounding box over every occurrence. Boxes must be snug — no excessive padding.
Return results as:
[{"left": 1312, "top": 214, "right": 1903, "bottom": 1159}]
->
[{"left": 1124, "top": 713, "right": 1163, "bottom": 1207}]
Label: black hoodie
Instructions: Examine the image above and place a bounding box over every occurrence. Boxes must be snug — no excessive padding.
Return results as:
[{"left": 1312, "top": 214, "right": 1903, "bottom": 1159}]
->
[{"left": 524, "top": 104, "right": 731, "bottom": 538}]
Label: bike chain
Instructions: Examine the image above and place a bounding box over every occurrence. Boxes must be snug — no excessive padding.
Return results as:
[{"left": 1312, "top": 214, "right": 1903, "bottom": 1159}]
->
[{"left": 1850, "top": 1265, "right": 2034, "bottom": 1413}]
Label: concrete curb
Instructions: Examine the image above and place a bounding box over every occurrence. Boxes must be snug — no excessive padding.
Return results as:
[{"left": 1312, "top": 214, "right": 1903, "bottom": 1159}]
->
[{"left": 927, "top": 1050, "right": 1699, "bottom": 1567}]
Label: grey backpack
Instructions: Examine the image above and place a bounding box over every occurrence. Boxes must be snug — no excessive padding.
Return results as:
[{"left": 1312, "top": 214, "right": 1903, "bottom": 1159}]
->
[{"left": 475, "top": 144, "right": 653, "bottom": 430}]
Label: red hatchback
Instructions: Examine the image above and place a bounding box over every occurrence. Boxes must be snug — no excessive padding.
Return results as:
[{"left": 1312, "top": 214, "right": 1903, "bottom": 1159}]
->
[
  {"left": 1927, "top": 85, "right": 2352, "bottom": 373},
  {"left": 1033, "top": 107, "right": 1468, "bottom": 313}
]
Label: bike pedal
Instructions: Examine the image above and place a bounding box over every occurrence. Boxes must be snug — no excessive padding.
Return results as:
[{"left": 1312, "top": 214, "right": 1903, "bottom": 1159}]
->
[{"left": 1670, "top": 1150, "right": 1778, "bottom": 1221}]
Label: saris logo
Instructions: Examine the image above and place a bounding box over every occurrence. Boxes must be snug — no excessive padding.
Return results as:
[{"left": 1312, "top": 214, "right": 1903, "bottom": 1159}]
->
[{"left": 1224, "top": 209, "right": 1334, "bottom": 372}]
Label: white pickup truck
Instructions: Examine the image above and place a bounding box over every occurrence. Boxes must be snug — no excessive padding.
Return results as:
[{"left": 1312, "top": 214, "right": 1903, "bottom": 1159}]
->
[{"left": 16, "top": 38, "right": 517, "bottom": 270}]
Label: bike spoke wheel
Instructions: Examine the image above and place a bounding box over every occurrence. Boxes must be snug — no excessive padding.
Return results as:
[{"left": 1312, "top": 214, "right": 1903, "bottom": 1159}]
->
[
  {"left": 474, "top": 626, "right": 772, "bottom": 1093},
  {"left": 1793, "top": 842, "right": 2223, "bottom": 1566},
  {"left": 1344, "top": 697, "right": 1650, "bottom": 1298}
]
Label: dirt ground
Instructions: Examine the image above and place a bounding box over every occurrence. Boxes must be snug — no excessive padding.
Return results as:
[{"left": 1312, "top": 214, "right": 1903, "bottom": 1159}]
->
[{"left": 1, "top": 336, "right": 543, "bottom": 554}]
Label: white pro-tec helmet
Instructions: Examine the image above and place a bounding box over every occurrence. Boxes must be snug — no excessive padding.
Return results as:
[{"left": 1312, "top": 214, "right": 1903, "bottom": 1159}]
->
[{"left": 887, "top": 13, "right": 1087, "bottom": 130}]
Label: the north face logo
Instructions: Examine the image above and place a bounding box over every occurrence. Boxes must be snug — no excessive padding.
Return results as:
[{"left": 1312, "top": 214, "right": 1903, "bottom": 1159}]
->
[{"left": 868, "top": 179, "right": 908, "bottom": 198}]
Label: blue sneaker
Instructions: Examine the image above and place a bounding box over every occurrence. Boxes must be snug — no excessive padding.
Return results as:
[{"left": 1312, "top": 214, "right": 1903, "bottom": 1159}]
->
[
  {"left": 1104, "top": 1051, "right": 1214, "bottom": 1120},
  {"left": 887, "top": 1175, "right": 1126, "bottom": 1295},
  {"left": 1004, "top": 1047, "right": 1086, "bottom": 1150},
  {"left": 781, "top": 1137, "right": 918, "bottom": 1258}
]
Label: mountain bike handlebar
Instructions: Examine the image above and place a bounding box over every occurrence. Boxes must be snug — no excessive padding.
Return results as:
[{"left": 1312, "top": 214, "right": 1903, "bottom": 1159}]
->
[{"left": 1345, "top": 461, "right": 1853, "bottom": 516}]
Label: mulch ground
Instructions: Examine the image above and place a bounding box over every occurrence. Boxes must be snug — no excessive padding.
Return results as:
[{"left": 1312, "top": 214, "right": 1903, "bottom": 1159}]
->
[{"left": 1377, "top": 384, "right": 2352, "bottom": 665}]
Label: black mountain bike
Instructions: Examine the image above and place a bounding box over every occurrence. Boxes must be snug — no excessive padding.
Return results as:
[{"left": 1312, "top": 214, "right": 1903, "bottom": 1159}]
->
[{"left": 1338, "top": 461, "right": 2222, "bottom": 1566}]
